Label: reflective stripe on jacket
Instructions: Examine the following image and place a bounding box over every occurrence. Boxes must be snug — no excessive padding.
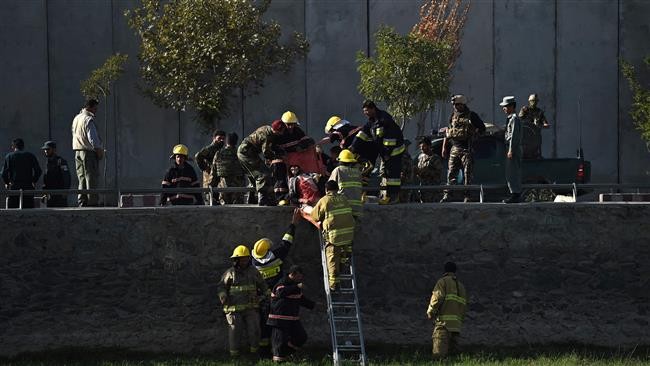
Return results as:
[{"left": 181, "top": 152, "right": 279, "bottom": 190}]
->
[
  {"left": 310, "top": 192, "right": 355, "bottom": 246},
  {"left": 329, "top": 164, "right": 363, "bottom": 217},
  {"left": 427, "top": 273, "right": 467, "bottom": 332},
  {"left": 253, "top": 224, "right": 296, "bottom": 288}
]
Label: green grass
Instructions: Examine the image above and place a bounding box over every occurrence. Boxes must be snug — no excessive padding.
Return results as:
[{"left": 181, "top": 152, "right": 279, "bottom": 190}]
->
[{"left": 1, "top": 345, "right": 649, "bottom": 366}]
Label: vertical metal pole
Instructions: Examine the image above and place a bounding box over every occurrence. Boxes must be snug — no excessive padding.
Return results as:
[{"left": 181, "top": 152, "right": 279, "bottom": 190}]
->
[
  {"left": 19, "top": 190, "right": 23, "bottom": 209},
  {"left": 480, "top": 185, "right": 484, "bottom": 203}
]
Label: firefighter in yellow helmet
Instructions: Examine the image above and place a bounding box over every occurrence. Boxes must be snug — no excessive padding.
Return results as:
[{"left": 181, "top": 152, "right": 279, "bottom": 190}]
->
[
  {"left": 328, "top": 149, "right": 363, "bottom": 218},
  {"left": 160, "top": 144, "right": 203, "bottom": 205},
  {"left": 426, "top": 262, "right": 468, "bottom": 359},
  {"left": 275, "top": 111, "right": 315, "bottom": 205},
  {"left": 251, "top": 209, "right": 301, "bottom": 353},
  {"left": 217, "top": 245, "right": 269, "bottom": 357}
]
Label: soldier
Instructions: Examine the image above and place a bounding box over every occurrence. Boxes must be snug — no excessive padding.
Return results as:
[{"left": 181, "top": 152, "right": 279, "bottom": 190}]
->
[
  {"left": 1, "top": 138, "right": 42, "bottom": 208},
  {"left": 518, "top": 94, "right": 550, "bottom": 159},
  {"left": 237, "top": 120, "right": 286, "bottom": 206},
  {"left": 213, "top": 133, "right": 245, "bottom": 204},
  {"left": 440, "top": 95, "right": 486, "bottom": 203},
  {"left": 426, "top": 262, "right": 467, "bottom": 360},
  {"left": 195, "top": 130, "right": 225, "bottom": 204},
  {"left": 362, "top": 100, "right": 404, "bottom": 205},
  {"left": 217, "top": 245, "right": 268, "bottom": 357},
  {"left": 501, "top": 96, "right": 523, "bottom": 203},
  {"left": 40, "top": 141, "right": 71, "bottom": 207},
  {"left": 414, "top": 138, "right": 443, "bottom": 203}
]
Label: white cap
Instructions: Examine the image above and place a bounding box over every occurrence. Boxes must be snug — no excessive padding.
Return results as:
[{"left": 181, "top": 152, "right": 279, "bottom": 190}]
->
[{"left": 499, "top": 96, "right": 516, "bottom": 107}]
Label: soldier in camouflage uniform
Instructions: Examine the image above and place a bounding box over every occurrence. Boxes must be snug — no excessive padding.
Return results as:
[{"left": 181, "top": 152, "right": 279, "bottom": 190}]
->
[
  {"left": 440, "top": 95, "right": 486, "bottom": 203},
  {"left": 213, "top": 133, "right": 246, "bottom": 204},
  {"left": 518, "top": 93, "right": 550, "bottom": 159},
  {"left": 237, "top": 121, "right": 286, "bottom": 206},
  {"left": 415, "top": 138, "right": 443, "bottom": 202},
  {"left": 195, "top": 130, "right": 225, "bottom": 204}
]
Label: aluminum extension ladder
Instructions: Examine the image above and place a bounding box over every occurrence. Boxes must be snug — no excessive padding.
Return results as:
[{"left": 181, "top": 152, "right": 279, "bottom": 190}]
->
[{"left": 319, "top": 234, "right": 368, "bottom": 366}]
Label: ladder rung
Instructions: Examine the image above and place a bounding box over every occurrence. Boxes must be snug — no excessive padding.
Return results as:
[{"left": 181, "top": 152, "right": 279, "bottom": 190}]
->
[
  {"left": 333, "top": 316, "right": 358, "bottom": 320},
  {"left": 331, "top": 301, "right": 356, "bottom": 306},
  {"left": 336, "top": 330, "right": 360, "bottom": 334},
  {"left": 337, "top": 345, "right": 362, "bottom": 350}
]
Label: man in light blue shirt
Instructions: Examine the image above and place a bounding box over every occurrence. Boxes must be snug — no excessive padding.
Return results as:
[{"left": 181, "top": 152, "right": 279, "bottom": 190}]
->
[{"left": 500, "top": 96, "right": 522, "bottom": 203}]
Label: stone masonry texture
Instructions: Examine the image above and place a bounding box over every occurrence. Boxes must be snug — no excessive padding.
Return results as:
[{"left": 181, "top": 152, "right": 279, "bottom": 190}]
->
[{"left": 0, "top": 204, "right": 649, "bottom": 356}]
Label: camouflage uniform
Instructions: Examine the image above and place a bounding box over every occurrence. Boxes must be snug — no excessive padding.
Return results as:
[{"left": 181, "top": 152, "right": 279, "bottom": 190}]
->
[
  {"left": 213, "top": 145, "right": 245, "bottom": 204},
  {"left": 195, "top": 141, "right": 223, "bottom": 187},
  {"left": 518, "top": 106, "right": 548, "bottom": 159},
  {"left": 237, "top": 126, "right": 284, "bottom": 203},
  {"left": 444, "top": 109, "right": 485, "bottom": 199},
  {"left": 415, "top": 152, "right": 443, "bottom": 202}
]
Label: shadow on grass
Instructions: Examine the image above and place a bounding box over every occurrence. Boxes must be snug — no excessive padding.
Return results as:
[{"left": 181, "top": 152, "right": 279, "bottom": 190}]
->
[{"left": 1, "top": 344, "right": 649, "bottom": 366}]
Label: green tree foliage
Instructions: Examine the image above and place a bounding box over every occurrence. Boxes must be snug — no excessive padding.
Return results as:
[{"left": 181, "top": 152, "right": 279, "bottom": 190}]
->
[
  {"left": 125, "top": 0, "right": 309, "bottom": 129},
  {"left": 621, "top": 57, "right": 650, "bottom": 149},
  {"left": 357, "top": 27, "right": 451, "bottom": 130},
  {"left": 80, "top": 53, "right": 128, "bottom": 99}
]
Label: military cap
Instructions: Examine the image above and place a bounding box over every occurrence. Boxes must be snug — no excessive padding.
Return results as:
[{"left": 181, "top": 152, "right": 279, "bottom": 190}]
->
[
  {"left": 499, "top": 96, "right": 516, "bottom": 106},
  {"left": 40, "top": 140, "right": 57, "bottom": 149},
  {"left": 450, "top": 95, "right": 467, "bottom": 105}
]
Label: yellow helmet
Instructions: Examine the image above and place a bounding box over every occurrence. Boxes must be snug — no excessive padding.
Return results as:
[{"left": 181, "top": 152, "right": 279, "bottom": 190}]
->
[
  {"left": 337, "top": 149, "right": 357, "bottom": 163},
  {"left": 325, "top": 115, "right": 349, "bottom": 134},
  {"left": 281, "top": 111, "right": 299, "bottom": 124},
  {"left": 230, "top": 245, "right": 250, "bottom": 258},
  {"left": 172, "top": 144, "right": 189, "bottom": 157},
  {"left": 253, "top": 238, "right": 272, "bottom": 259}
]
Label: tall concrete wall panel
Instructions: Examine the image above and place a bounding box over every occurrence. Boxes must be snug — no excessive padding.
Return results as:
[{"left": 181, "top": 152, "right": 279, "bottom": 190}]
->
[
  {"left": 0, "top": 204, "right": 648, "bottom": 355},
  {"left": 0, "top": 1, "right": 49, "bottom": 157},
  {"left": 494, "top": 0, "right": 555, "bottom": 158},
  {"left": 619, "top": 0, "right": 650, "bottom": 183},
  {"left": 556, "top": 0, "right": 619, "bottom": 182},
  {"left": 305, "top": 0, "right": 367, "bottom": 131},
  {"left": 450, "top": 0, "right": 494, "bottom": 125}
]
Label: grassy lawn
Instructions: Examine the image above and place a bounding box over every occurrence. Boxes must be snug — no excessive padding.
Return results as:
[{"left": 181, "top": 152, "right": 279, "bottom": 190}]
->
[{"left": 1, "top": 345, "right": 649, "bottom": 365}]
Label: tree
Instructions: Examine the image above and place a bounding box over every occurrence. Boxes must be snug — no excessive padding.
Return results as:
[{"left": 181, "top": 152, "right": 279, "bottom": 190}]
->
[
  {"left": 621, "top": 57, "right": 650, "bottom": 151},
  {"left": 80, "top": 53, "right": 129, "bottom": 190},
  {"left": 357, "top": 27, "right": 451, "bottom": 132},
  {"left": 125, "top": 0, "right": 309, "bottom": 130}
]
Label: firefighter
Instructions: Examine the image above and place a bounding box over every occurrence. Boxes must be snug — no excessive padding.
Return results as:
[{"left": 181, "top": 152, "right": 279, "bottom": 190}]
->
[
  {"left": 275, "top": 111, "right": 314, "bottom": 205},
  {"left": 217, "top": 245, "right": 268, "bottom": 357},
  {"left": 362, "top": 100, "right": 404, "bottom": 205},
  {"left": 160, "top": 144, "right": 203, "bottom": 206},
  {"left": 267, "top": 265, "right": 315, "bottom": 362},
  {"left": 321, "top": 115, "right": 379, "bottom": 181},
  {"left": 237, "top": 120, "right": 286, "bottom": 206},
  {"left": 310, "top": 180, "right": 355, "bottom": 291},
  {"left": 253, "top": 209, "right": 301, "bottom": 353},
  {"left": 328, "top": 149, "right": 363, "bottom": 218},
  {"left": 426, "top": 262, "right": 468, "bottom": 359}
]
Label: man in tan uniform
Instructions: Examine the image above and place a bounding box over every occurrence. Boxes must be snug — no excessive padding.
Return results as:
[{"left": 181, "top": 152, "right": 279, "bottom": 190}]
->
[{"left": 71, "top": 99, "right": 104, "bottom": 206}]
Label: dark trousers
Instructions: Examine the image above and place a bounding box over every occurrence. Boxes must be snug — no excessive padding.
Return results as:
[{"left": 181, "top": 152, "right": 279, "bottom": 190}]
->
[
  {"left": 7, "top": 184, "right": 34, "bottom": 208},
  {"left": 271, "top": 322, "right": 308, "bottom": 361},
  {"left": 382, "top": 154, "right": 402, "bottom": 199},
  {"left": 259, "top": 302, "right": 272, "bottom": 349},
  {"left": 271, "top": 161, "right": 288, "bottom": 202}
]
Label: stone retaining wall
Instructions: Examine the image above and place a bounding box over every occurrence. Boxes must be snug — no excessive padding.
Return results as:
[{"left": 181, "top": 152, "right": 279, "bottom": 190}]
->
[{"left": 0, "top": 204, "right": 648, "bottom": 356}]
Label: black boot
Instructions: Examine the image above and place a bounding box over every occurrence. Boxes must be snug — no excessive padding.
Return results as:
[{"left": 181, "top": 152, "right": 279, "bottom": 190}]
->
[{"left": 503, "top": 193, "right": 520, "bottom": 204}]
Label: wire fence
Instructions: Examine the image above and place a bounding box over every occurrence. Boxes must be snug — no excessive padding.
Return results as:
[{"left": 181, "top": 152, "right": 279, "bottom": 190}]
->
[{"left": 2, "top": 183, "right": 650, "bottom": 209}]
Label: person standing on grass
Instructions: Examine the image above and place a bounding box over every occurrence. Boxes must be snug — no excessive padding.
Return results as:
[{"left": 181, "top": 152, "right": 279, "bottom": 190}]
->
[{"left": 426, "top": 261, "right": 468, "bottom": 359}]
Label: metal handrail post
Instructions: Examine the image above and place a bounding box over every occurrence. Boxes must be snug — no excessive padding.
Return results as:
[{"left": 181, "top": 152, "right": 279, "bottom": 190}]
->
[
  {"left": 572, "top": 183, "right": 577, "bottom": 201},
  {"left": 19, "top": 189, "right": 23, "bottom": 209},
  {"left": 209, "top": 186, "right": 214, "bottom": 207},
  {"left": 479, "top": 185, "right": 484, "bottom": 203}
]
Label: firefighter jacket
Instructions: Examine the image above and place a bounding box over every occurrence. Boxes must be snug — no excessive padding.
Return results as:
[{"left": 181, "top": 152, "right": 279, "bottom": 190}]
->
[
  {"left": 446, "top": 109, "right": 486, "bottom": 149},
  {"left": 278, "top": 127, "right": 314, "bottom": 153},
  {"left": 427, "top": 273, "right": 467, "bottom": 333},
  {"left": 212, "top": 145, "right": 244, "bottom": 178},
  {"left": 311, "top": 192, "right": 355, "bottom": 246},
  {"left": 160, "top": 162, "right": 203, "bottom": 205},
  {"left": 240, "top": 125, "right": 284, "bottom": 160},
  {"left": 43, "top": 155, "right": 71, "bottom": 190},
  {"left": 267, "top": 275, "right": 315, "bottom": 327},
  {"left": 328, "top": 164, "right": 363, "bottom": 217},
  {"left": 253, "top": 224, "right": 296, "bottom": 288},
  {"left": 367, "top": 109, "right": 405, "bottom": 160},
  {"left": 217, "top": 264, "right": 268, "bottom": 314},
  {"left": 336, "top": 124, "right": 378, "bottom": 163}
]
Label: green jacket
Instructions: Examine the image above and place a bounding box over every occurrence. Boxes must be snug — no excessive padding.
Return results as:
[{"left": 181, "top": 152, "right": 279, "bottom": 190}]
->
[
  {"left": 311, "top": 192, "right": 355, "bottom": 246},
  {"left": 217, "top": 265, "right": 268, "bottom": 313},
  {"left": 427, "top": 273, "right": 467, "bottom": 332}
]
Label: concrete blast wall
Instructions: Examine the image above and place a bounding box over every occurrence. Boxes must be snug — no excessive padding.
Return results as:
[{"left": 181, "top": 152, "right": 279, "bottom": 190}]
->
[
  {"left": 0, "top": 204, "right": 649, "bottom": 356},
  {"left": 0, "top": 0, "right": 649, "bottom": 189}
]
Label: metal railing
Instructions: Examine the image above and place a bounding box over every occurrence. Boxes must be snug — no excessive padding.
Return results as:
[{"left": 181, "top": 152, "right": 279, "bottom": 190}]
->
[{"left": 2, "top": 183, "right": 650, "bottom": 209}]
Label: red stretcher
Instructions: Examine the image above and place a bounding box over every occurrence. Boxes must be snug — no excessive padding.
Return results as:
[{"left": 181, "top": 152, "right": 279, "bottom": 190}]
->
[{"left": 284, "top": 146, "right": 327, "bottom": 175}]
